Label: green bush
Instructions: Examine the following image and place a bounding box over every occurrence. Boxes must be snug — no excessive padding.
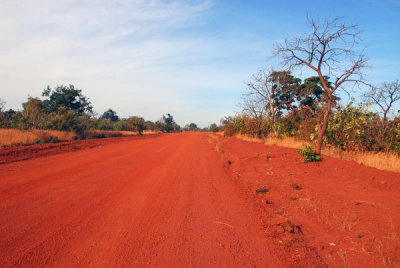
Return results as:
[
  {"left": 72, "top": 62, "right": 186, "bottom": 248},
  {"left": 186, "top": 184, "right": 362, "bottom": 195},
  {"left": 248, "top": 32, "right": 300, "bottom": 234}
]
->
[{"left": 298, "top": 144, "right": 321, "bottom": 162}]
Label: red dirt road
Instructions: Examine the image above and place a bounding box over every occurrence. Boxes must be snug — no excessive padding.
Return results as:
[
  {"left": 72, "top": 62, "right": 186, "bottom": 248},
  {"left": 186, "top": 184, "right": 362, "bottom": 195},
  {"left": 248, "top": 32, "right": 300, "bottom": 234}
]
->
[
  {"left": 1, "top": 133, "right": 284, "bottom": 267},
  {"left": 1, "top": 132, "right": 399, "bottom": 267}
]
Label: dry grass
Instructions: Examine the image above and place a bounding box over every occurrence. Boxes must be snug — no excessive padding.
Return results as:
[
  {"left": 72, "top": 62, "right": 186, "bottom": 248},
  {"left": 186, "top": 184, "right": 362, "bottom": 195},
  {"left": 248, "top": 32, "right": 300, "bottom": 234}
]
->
[
  {"left": 0, "top": 128, "right": 76, "bottom": 147},
  {"left": 80, "top": 129, "right": 159, "bottom": 138},
  {"left": 234, "top": 134, "right": 400, "bottom": 173},
  {"left": 142, "top": 130, "right": 161, "bottom": 135},
  {"left": 235, "top": 134, "right": 311, "bottom": 149},
  {"left": 322, "top": 147, "right": 400, "bottom": 173},
  {"left": 82, "top": 130, "right": 124, "bottom": 139},
  {"left": 112, "top": 130, "right": 136, "bottom": 136},
  {"left": 0, "top": 128, "right": 161, "bottom": 147}
]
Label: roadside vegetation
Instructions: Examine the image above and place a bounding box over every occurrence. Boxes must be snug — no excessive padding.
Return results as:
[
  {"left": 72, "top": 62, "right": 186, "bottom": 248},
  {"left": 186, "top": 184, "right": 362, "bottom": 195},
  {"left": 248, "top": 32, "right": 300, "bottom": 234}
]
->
[
  {"left": 0, "top": 85, "right": 180, "bottom": 147},
  {"left": 220, "top": 17, "right": 400, "bottom": 172}
]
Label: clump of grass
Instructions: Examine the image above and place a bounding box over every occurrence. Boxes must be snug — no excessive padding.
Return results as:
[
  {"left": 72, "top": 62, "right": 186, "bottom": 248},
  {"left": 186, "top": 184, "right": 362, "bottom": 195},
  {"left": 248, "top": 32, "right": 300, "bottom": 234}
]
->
[
  {"left": 256, "top": 185, "right": 268, "bottom": 194},
  {"left": 298, "top": 144, "right": 321, "bottom": 162}
]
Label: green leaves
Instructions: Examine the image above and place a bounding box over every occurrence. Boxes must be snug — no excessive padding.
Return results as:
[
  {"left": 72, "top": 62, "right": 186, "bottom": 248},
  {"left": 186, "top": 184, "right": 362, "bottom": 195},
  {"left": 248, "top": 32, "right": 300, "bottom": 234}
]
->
[
  {"left": 298, "top": 144, "right": 321, "bottom": 162},
  {"left": 325, "top": 102, "right": 376, "bottom": 151}
]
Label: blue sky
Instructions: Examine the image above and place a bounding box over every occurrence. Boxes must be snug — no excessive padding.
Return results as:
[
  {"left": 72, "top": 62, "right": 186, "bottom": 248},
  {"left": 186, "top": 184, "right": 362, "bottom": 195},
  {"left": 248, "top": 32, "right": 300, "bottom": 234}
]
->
[{"left": 1, "top": 0, "right": 399, "bottom": 127}]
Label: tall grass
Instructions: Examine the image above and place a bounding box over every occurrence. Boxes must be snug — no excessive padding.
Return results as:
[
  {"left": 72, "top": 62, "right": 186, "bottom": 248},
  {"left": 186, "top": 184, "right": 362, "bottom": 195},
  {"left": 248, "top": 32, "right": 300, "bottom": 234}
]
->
[
  {"left": 235, "top": 134, "right": 310, "bottom": 149},
  {"left": 0, "top": 128, "right": 160, "bottom": 147},
  {"left": 234, "top": 134, "right": 400, "bottom": 173},
  {"left": 0, "top": 129, "right": 76, "bottom": 147},
  {"left": 322, "top": 147, "right": 400, "bottom": 173}
]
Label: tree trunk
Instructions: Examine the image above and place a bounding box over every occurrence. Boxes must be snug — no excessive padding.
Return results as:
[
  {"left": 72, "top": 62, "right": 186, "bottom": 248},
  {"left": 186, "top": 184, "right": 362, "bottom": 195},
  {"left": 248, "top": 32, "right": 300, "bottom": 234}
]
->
[
  {"left": 315, "top": 96, "right": 333, "bottom": 155},
  {"left": 269, "top": 102, "right": 276, "bottom": 135},
  {"left": 257, "top": 117, "right": 263, "bottom": 138}
]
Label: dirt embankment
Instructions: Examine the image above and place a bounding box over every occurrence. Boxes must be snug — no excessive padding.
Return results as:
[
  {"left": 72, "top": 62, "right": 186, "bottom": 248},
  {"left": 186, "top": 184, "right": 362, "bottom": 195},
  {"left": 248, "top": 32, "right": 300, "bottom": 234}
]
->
[
  {"left": 0, "top": 132, "right": 399, "bottom": 267},
  {"left": 208, "top": 134, "right": 400, "bottom": 267}
]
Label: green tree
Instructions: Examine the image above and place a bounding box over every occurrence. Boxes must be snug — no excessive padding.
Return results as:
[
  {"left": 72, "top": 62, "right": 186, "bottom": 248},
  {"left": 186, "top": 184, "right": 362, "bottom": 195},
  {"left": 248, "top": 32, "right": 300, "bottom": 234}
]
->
[
  {"left": 125, "top": 116, "right": 145, "bottom": 134},
  {"left": 0, "top": 109, "right": 20, "bottom": 128},
  {"left": 42, "top": 85, "right": 93, "bottom": 115},
  {"left": 162, "top": 113, "right": 175, "bottom": 133},
  {"left": 209, "top": 123, "right": 219, "bottom": 132},
  {"left": 22, "top": 97, "right": 48, "bottom": 129},
  {"left": 97, "top": 118, "right": 114, "bottom": 130},
  {"left": 46, "top": 107, "right": 81, "bottom": 132},
  {"left": 144, "top": 120, "right": 155, "bottom": 131},
  {"left": 100, "top": 109, "right": 119, "bottom": 122},
  {"left": 244, "top": 69, "right": 301, "bottom": 129},
  {"left": 186, "top": 123, "right": 198, "bottom": 131}
]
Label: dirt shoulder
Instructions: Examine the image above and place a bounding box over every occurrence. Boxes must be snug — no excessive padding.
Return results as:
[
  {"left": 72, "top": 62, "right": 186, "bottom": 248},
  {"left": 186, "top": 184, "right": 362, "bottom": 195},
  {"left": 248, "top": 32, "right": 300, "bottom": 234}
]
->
[{"left": 208, "top": 133, "right": 400, "bottom": 267}]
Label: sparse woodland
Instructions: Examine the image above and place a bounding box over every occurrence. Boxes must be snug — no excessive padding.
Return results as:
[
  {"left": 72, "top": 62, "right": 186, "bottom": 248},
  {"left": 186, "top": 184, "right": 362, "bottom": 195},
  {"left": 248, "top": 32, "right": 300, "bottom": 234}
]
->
[
  {"left": 222, "top": 18, "right": 400, "bottom": 157},
  {"left": 0, "top": 85, "right": 181, "bottom": 142}
]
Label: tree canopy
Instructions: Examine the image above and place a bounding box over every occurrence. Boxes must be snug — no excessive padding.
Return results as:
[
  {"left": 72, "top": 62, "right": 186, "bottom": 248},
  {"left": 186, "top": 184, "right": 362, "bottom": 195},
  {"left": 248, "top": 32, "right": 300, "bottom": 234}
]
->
[
  {"left": 101, "top": 109, "right": 119, "bottom": 122},
  {"left": 42, "top": 85, "right": 93, "bottom": 116}
]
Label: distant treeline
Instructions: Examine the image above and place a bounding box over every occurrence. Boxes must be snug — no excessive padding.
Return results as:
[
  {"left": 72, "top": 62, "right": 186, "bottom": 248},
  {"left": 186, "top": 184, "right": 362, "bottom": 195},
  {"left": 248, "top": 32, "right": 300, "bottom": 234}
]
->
[
  {"left": 0, "top": 85, "right": 184, "bottom": 137},
  {"left": 0, "top": 85, "right": 222, "bottom": 138}
]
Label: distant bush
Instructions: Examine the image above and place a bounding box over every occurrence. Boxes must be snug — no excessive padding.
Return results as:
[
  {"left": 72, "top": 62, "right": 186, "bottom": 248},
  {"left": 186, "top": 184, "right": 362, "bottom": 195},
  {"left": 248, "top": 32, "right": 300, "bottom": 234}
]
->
[
  {"left": 298, "top": 144, "right": 321, "bottom": 162},
  {"left": 82, "top": 130, "right": 123, "bottom": 139}
]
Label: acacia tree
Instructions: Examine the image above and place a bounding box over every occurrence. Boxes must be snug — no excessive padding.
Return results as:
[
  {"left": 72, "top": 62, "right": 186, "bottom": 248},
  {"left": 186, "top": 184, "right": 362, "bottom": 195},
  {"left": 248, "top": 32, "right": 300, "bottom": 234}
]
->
[{"left": 274, "top": 17, "right": 367, "bottom": 154}]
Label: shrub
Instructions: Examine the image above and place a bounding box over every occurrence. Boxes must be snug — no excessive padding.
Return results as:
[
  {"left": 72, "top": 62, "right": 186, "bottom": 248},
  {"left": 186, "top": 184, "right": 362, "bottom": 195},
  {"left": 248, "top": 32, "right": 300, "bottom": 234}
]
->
[{"left": 298, "top": 144, "right": 321, "bottom": 162}]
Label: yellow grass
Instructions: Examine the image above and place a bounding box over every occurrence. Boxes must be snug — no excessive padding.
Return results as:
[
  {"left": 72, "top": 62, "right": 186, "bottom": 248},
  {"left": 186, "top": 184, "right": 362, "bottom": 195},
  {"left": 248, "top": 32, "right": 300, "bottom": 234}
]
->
[
  {"left": 0, "top": 129, "right": 76, "bottom": 147},
  {"left": 235, "top": 134, "right": 310, "bottom": 149},
  {"left": 142, "top": 130, "right": 161, "bottom": 135},
  {"left": 322, "top": 147, "right": 400, "bottom": 173},
  {"left": 119, "top": 131, "right": 138, "bottom": 136},
  {"left": 234, "top": 134, "right": 400, "bottom": 173},
  {"left": 0, "top": 128, "right": 162, "bottom": 147},
  {"left": 117, "top": 130, "right": 161, "bottom": 136}
]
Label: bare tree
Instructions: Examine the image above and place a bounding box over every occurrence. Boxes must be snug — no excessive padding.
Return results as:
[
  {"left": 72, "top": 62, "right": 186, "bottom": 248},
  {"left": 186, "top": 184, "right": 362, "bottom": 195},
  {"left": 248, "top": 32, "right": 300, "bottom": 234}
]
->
[
  {"left": 244, "top": 69, "right": 300, "bottom": 133},
  {"left": 0, "top": 98, "right": 5, "bottom": 113},
  {"left": 364, "top": 80, "right": 400, "bottom": 121},
  {"left": 239, "top": 92, "right": 266, "bottom": 137},
  {"left": 274, "top": 17, "right": 368, "bottom": 154},
  {"left": 363, "top": 80, "right": 400, "bottom": 145}
]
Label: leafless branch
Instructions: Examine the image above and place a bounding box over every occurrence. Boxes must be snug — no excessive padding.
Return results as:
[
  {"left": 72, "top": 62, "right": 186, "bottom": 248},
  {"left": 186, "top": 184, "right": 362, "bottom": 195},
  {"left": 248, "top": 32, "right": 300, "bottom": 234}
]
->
[{"left": 273, "top": 17, "right": 368, "bottom": 154}]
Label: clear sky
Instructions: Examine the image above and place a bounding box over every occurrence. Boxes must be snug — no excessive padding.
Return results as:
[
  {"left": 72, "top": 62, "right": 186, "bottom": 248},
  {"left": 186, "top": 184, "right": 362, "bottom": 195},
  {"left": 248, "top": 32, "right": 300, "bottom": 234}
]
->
[{"left": 1, "top": 0, "right": 399, "bottom": 127}]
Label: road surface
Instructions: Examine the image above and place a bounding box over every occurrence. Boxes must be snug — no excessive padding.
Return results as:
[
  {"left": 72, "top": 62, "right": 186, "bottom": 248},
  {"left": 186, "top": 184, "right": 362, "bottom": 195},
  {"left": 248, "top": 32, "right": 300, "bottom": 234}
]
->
[{"left": 0, "top": 132, "right": 280, "bottom": 267}]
